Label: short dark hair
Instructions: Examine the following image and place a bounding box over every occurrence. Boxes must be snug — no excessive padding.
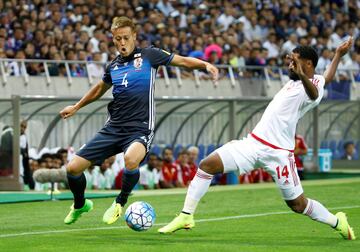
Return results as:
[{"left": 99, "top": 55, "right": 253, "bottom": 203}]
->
[
  {"left": 162, "top": 147, "right": 173, "bottom": 156},
  {"left": 344, "top": 141, "right": 354, "bottom": 149},
  {"left": 292, "top": 46, "right": 319, "bottom": 68},
  {"left": 148, "top": 152, "right": 159, "bottom": 159}
]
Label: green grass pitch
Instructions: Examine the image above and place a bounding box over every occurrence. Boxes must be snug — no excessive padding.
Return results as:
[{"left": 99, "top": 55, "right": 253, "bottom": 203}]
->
[{"left": 1, "top": 178, "right": 359, "bottom": 252}]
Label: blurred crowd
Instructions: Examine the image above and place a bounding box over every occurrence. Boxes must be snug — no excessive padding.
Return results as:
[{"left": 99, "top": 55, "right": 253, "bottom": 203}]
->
[{"left": 1, "top": 0, "right": 360, "bottom": 79}]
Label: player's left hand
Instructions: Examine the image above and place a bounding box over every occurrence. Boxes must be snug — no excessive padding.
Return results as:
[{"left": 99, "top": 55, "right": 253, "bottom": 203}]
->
[
  {"left": 335, "top": 36, "right": 353, "bottom": 57},
  {"left": 206, "top": 63, "right": 219, "bottom": 86},
  {"left": 288, "top": 54, "right": 304, "bottom": 76}
]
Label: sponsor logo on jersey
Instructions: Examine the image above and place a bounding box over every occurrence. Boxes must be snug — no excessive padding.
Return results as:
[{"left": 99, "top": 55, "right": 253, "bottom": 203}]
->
[
  {"left": 134, "top": 53, "right": 142, "bottom": 58},
  {"left": 134, "top": 57, "right": 143, "bottom": 69}
]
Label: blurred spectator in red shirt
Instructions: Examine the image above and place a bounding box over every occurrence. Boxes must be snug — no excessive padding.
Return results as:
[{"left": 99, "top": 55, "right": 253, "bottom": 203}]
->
[
  {"left": 161, "top": 147, "right": 182, "bottom": 188},
  {"left": 187, "top": 145, "right": 199, "bottom": 175},
  {"left": 294, "top": 134, "right": 308, "bottom": 180},
  {"left": 175, "top": 149, "right": 193, "bottom": 186}
]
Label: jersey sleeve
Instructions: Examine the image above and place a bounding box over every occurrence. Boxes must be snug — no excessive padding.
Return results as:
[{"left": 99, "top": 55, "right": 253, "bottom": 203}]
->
[
  {"left": 102, "top": 64, "right": 112, "bottom": 85},
  {"left": 144, "top": 47, "right": 174, "bottom": 68},
  {"left": 305, "top": 75, "right": 325, "bottom": 105}
]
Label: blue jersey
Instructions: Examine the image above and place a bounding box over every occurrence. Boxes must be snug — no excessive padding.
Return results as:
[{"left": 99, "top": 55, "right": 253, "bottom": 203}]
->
[{"left": 102, "top": 47, "right": 174, "bottom": 130}]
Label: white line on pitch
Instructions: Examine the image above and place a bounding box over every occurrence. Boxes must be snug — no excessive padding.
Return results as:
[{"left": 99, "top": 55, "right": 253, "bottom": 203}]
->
[{"left": 1, "top": 205, "right": 359, "bottom": 238}]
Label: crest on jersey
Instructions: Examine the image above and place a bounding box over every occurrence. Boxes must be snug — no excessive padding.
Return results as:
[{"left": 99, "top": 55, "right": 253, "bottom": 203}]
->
[{"left": 134, "top": 57, "right": 143, "bottom": 69}]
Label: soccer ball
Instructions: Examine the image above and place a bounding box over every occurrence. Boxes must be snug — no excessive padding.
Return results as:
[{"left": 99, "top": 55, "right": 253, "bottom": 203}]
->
[{"left": 124, "top": 201, "right": 156, "bottom": 231}]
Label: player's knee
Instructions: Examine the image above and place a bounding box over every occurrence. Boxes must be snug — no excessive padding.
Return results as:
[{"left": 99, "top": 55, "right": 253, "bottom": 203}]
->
[
  {"left": 199, "top": 159, "right": 216, "bottom": 175},
  {"left": 66, "top": 162, "right": 81, "bottom": 176},
  {"left": 286, "top": 199, "right": 306, "bottom": 214},
  {"left": 124, "top": 155, "right": 139, "bottom": 170}
]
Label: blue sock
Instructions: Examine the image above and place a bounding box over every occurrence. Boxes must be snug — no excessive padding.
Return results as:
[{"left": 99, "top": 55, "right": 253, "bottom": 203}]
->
[
  {"left": 116, "top": 168, "right": 139, "bottom": 206},
  {"left": 67, "top": 173, "right": 86, "bottom": 209}
]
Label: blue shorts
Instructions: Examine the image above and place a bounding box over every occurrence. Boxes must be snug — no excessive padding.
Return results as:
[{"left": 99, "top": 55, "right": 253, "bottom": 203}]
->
[{"left": 76, "top": 125, "right": 154, "bottom": 165}]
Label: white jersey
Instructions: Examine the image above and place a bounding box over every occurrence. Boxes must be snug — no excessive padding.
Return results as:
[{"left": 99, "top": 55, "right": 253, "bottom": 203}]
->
[{"left": 252, "top": 74, "right": 325, "bottom": 150}]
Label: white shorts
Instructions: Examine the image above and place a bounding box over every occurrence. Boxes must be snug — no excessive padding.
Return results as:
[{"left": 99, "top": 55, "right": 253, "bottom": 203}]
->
[{"left": 215, "top": 134, "right": 303, "bottom": 200}]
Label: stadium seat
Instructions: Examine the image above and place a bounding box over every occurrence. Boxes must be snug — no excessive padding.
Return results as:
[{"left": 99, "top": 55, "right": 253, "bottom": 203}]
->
[
  {"left": 328, "top": 140, "right": 338, "bottom": 158},
  {"left": 197, "top": 144, "right": 205, "bottom": 164},
  {"left": 320, "top": 140, "right": 328, "bottom": 149},
  {"left": 325, "top": 80, "right": 351, "bottom": 100},
  {"left": 334, "top": 140, "right": 344, "bottom": 159},
  {"left": 173, "top": 144, "right": 183, "bottom": 159},
  {"left": 355, "top": 140, "right": 360, "bottom": 160},
  {"left": 206, "top": 144, "right": 216, "bottom": 156},
  {"left": 150, "top": 145, "right": 161, "bottom": 156}
]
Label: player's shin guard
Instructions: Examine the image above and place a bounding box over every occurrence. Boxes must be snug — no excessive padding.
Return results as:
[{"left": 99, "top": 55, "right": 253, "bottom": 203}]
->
[
  {"left": 116, "top": 168, "right": 140, "bottom": 207},
  {"left": 303, "top": 198, "right": 338, "bottom": 227},
  {"left": 182, "top": 169, "right": 214, "bottom": 214},
  {"left": 67, "top": 173, "right": 87, "bottom": 209}
]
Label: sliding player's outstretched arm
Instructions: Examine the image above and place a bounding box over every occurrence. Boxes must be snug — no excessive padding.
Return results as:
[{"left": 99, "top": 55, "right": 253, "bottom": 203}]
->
[
  {"left": 59, "top": 80, "right": 111, "bottom": 119},
  {"left": 323, "top": 37, "right": 353, "bottom": 86},
  {"left": 170, "top": 55, "right": 219, "bottom": 84}
]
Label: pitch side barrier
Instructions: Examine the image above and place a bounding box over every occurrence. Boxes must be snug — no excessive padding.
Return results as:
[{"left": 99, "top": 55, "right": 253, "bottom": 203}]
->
[{"left": 0, "top": 59, "right": 359, "bottom": 99}]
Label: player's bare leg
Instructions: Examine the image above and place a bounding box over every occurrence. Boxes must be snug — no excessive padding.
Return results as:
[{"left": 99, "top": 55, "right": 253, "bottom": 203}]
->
[
  {"left": 64, "top": 155, "right": 93, "bottom": 224},
  {"left": 158, "top": 152, "right": 224, "bottom": 233},
  {"left": 103, "top": 142, "right": 146, "bottom": 224},
  {"left": 286, "top": 194, "right": 356, "bottom": 240}
]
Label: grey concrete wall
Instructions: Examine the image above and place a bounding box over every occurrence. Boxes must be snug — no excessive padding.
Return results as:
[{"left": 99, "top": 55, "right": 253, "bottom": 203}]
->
[{"left": 1, "top": 76, "right": 270, "bottom": 99}]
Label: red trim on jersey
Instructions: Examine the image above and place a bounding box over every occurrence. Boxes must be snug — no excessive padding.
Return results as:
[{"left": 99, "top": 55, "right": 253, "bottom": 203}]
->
[
  {"left": 289, "top": 157, "right": 299, "bottom": 186},
  {"left": 251, "top": 133, "right": 294, "bottom": 153}
]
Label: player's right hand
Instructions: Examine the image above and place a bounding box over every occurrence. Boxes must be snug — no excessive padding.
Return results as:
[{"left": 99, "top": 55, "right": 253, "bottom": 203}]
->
[{"left": 59, "top": 105, "right": 78, "bottom": 119}]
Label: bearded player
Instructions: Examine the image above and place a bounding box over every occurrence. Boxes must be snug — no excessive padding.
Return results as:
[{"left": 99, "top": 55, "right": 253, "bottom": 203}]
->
[{"left": 159, "top": 38, "right": 355, "bottom": 240}]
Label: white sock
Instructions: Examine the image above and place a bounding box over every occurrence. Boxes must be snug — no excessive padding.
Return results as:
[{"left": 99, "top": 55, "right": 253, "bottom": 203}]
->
[
  {"left": 182, "top": 169, "right": 214, "bottom": 214},
  {"left": 303, "top": 198, "right": 338, "bottom": 228}
]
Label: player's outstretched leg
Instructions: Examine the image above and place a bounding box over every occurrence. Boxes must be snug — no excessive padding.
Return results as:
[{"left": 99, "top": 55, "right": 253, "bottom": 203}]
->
[
  {"left": 103, "top": 142, "right": 144, "bottom": 225},
  {"left": 158, "top": 152, "right": 223, "bottom": 234},
  {"left": 64, "top": 156, "right": 92, "bottom": 224},
  {"left": 286, "top": 195, "right": 356, "bottom": 240}
]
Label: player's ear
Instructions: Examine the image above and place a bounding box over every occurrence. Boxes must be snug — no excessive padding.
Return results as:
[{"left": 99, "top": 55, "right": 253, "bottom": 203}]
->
[{"left": 307, "top": 59, "right": 313, "bottom": 68}]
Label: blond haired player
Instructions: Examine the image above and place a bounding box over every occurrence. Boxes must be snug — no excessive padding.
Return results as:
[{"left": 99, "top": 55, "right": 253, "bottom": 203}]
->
[
  {"left": 159, "top": 38, "right": 355, "bottom": 240},
  {"left": 60, "top": 16, "right": 218, "bottom": 225}
]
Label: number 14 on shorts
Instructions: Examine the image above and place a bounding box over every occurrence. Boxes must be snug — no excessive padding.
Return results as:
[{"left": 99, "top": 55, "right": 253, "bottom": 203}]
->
[{"left": 276, "top": 165, "right": 289, "bottom": 179}]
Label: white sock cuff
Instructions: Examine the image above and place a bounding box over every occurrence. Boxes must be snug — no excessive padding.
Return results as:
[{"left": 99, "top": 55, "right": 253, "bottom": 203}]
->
[
  {"left": 303, "top": 198, "right": 314, "bottom": 215},
  {"left": 196, "top": 169, "right": 214, "bottom": 180}
]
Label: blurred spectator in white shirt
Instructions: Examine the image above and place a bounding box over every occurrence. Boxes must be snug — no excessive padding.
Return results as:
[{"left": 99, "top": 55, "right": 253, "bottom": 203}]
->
[
  {"left": 316, "top": 48, "right": 332, "bottom": 73},
  {"left": 281, "top": 34, "right": 298, "bottom": 55},
  {"left": 156, "top": 0, "right": 175, "bottom": 17},
  {"left": 87, "top": 53, "right": 105, "bottom": 78},
  {"left": 263, "top": 33, "right": 280, "bottom": 59},
  {"left": 139, "top": 153, "right": 162, "bottom": 190},
  {"left": 217, "top": 7, "right": 235, "bottom": 32},
  {"left": 95, "top": 158, "right": 115, "bottom": 190}
]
